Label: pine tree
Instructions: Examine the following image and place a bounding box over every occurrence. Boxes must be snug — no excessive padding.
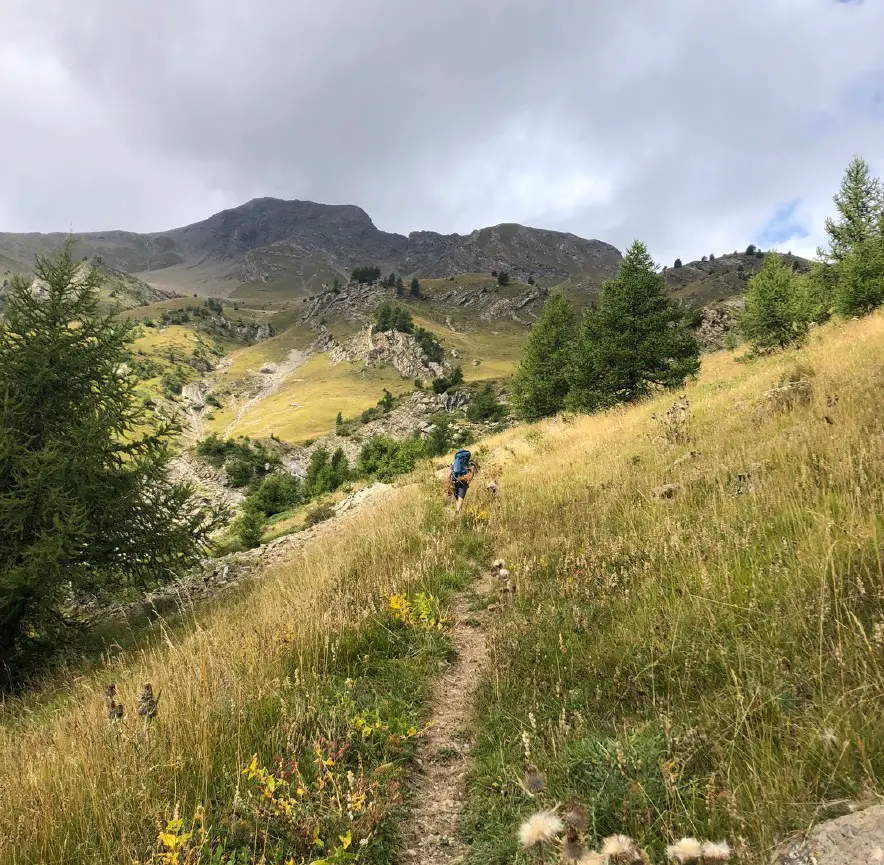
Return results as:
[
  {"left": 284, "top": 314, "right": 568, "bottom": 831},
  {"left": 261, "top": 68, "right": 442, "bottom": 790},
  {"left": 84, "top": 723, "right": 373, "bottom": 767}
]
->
[
  {"left": 511, "top": 291, "right": 578, "bottom": 420},
  {"left": 234, "top": 502, "right": 265, "bottom": 549},
  {"left": 674, "top": 258, "right": 683, "bottom": 268},
  {"left": 410, "top": 276, "right": 421, "bottom": 298},
  {"left": 0, "top": 243, "right": 223, "bottom": 673},
  {"left": 821, "top": 156, "right": 884, "bottom": 263},
  {"left": 741, "top": 252, "right": 812, "bottom": 351},
  {"left": 836, "top": 238, "right": 884, "bottom": 316},
  {"left": 565, "top": 241, "right": 699, "bottom": 412}
]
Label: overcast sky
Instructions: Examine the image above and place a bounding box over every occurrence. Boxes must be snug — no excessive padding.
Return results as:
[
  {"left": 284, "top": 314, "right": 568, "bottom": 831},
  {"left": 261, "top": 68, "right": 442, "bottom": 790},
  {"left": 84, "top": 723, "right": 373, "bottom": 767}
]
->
[{"left": 1, "top": 0, "right": 882, "bottom": 264}]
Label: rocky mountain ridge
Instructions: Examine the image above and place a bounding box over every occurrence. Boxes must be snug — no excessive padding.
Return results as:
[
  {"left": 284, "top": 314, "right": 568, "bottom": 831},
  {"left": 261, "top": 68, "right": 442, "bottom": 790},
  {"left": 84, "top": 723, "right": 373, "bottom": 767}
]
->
[{"left": 0, "top": 197, "right": 622, "bottom": 296}]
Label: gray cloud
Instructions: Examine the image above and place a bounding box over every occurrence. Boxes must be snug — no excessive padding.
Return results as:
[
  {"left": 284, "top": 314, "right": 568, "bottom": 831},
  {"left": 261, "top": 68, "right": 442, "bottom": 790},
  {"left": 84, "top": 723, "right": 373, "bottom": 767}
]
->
[{"left": 1, "top": 0, "right": 882, "bottom": 264}]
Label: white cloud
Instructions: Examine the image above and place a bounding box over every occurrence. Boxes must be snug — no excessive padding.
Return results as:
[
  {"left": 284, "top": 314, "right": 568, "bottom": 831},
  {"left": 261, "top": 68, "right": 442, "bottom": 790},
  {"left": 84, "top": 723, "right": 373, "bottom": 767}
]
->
[{"left": 0, "top": 0, "right": 882, "bottom": 266}]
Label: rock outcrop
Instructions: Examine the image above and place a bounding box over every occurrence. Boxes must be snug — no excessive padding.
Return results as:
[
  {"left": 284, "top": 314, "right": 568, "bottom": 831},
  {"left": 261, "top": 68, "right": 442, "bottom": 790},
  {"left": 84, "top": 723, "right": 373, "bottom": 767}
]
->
[
  {"left": 773, "top": 805, "right": 884, "bottom": 865},
  {"left": 330, "top": 324, "right": 444, "bottom": 381}
]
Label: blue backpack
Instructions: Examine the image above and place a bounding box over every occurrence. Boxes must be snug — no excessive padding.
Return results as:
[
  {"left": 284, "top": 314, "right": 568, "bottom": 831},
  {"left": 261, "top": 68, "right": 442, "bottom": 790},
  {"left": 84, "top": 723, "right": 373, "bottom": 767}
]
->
[{"left": 451, "top": 449, "right": 472, "bottom": 481}]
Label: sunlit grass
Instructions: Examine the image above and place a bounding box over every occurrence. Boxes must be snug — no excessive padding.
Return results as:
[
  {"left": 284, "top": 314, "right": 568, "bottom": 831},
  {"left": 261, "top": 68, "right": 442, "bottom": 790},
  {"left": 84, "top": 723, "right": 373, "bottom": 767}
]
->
[
  {"left": 461, "top": 312, "right": 884, "bottom": 864},
  {"left": 211, "top": 352, "right": 414, "bottom": 442}
]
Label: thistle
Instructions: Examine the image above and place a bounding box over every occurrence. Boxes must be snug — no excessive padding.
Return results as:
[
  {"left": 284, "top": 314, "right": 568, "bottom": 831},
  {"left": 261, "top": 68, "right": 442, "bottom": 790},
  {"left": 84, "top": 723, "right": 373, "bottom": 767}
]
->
[
  {"left": 666, "top": 837, "right": 704, "bottom": 863},
  {"left": 518, "top": 809, "right": 564, "bottom": 847},
  {"left": 562, "top": 800, "right": 588, "bottom": 832},
  {"left": 520, "top": 763, "right": 547, "bottom": 796},
  {"left": 701, "top": 840, "right": 731, "bottom": 861},
  {"left": 137, "top": 683, "right": 160, "bottom": 720},
  {"left": 561, "top": 826, "right": 585, "bottom": 862}
]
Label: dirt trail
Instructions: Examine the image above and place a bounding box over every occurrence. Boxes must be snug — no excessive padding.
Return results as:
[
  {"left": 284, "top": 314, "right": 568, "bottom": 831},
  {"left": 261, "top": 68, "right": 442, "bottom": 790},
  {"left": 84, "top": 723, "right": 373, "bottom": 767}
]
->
[
  {"left": 224, "top": 347, "right": 308, "bottom": 437},
  {"left": 403, "top": 567, "right": 497, "bottom": 865}
]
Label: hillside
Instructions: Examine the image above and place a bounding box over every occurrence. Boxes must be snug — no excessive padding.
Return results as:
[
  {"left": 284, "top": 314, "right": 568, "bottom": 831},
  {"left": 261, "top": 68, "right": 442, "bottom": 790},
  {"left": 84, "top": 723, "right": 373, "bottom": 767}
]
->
[
  {"left": 1, "top": 312, "right": 881, "bottom": 865},
  {"left": 0, "top": 198, "right": 623, "bottom": 298}
]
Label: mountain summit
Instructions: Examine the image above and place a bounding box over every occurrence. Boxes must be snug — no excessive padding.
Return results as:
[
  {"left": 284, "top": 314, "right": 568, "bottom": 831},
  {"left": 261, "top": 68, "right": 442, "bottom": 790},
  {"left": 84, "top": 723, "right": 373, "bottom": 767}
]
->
[{"left": 0, "top": 198, "right": 622, "bottom": 296}]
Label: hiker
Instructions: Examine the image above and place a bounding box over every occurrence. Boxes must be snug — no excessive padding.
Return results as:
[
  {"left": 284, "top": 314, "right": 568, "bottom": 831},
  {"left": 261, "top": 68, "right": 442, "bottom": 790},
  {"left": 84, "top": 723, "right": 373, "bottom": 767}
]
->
[{"left": 448, "top": 447, "right": 477, "bottom": 513}]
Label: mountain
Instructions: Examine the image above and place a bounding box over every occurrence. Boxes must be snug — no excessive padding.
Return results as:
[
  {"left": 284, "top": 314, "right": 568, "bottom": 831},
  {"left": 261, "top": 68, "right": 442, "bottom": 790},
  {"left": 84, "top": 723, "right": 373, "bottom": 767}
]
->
[
  {"left": 665, "top": 250, "right": 813, "bottom": 307},
  {"left": 0, "top": 198, "right": 623, "bottom": 298}
]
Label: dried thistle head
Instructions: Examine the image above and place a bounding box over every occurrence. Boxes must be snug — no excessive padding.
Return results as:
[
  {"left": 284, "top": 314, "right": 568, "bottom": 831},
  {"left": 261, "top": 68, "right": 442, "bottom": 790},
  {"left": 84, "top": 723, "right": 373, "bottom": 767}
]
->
[
  {"left": 560, "top": 827, "right": 585, "bottom": 863},
  {"left": 666, "top": 837, "right": 704, "bottom": 863},
  {"left": 700, "top": 840, "right": 731, "bottom": 861},
  {"left": 106, "top": 700, "right": 124, "bottom": 721},
  {"left": 521, "top": 764, "right": 546, "bottom": 795},
  {"left": 518, "top": 810, "right": 564, "bottom": 847},
  {"left": 137, "top": 683, "right": 159, "bottom": 719},
  {"left": 602, "top": 834, "right": 643, "bottom": 863},
  {"left": 103, "top": 683, "right": 117, "bottom": 701},
  {"left": 562, "top": 800, "right": 588, "bottom": 832}
]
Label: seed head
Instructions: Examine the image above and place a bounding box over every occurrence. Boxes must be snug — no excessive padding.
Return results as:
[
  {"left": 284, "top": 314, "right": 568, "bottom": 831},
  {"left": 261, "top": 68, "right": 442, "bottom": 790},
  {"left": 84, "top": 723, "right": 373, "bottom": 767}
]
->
[
  {"left": 521, "top": 764, "right": 546, "bottom": 795},
  {"left": 518, "top": 810, "right": 564, "bottom": 847},
  {"left": 701, "top": 840, "right": 731, "bottom": 861},
  {"left": 561, "top": 827, "right": 585, "bottom": 863},
  {"left": 666, "top": 837, "right": 704, "bottom": 863}
]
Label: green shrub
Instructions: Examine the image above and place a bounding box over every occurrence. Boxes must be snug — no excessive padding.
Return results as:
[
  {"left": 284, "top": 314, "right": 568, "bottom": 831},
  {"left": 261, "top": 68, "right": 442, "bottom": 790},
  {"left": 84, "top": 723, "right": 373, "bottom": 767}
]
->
[
  {"left": 249, "top": 473, "right": 303, "bottom": 517},
  {"left": 304, "top": 501, "right": 335, "bottom": 527},
  {"left": 432, "top": 365, "right": 464, "bottom": 394},
  {"left": 357, "top": 435, "right": 424, "bottom": 481},
  {"left": 414, "top": 326, "right": 444, "bottom": 363},
  {"left": 305, "top": 447, "right": 350, "bottom": 498},
  {"left": 233, "top": 503, "right": 264, "bottom": 549},
  {"left": 466, "top": 383, "right": 507, "bottom": 422}
]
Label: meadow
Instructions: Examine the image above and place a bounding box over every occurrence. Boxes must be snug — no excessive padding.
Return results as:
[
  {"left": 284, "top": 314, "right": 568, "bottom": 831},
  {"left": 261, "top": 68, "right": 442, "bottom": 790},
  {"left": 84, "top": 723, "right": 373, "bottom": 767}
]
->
[{"left": 0, "top": 313, "right": 881, "bottom": 864}]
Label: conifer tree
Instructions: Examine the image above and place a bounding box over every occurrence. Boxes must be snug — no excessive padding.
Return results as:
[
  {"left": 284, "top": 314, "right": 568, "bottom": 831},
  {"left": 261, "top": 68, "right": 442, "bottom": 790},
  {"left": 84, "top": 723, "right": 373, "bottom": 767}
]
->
[
  {"left": 835, "top": 239, "right": 884, "bottom": 316},
  {"left": 0, "top": 243, "right": 223, "bottom": 673},
  {"left": 741, "top": 252, "right": 812, "bottom": 351},
  {"left": 820, "top": 156, "right": 883, "bottom": 263},
  {"left": 566, "top": 241, "right": 699, "bottom": 411},
  {"left": 410, "top": 276, "right": 421, "bottom": 298},
  {"left": 510, "top": 291, "right": 578, "bottom": 421}
]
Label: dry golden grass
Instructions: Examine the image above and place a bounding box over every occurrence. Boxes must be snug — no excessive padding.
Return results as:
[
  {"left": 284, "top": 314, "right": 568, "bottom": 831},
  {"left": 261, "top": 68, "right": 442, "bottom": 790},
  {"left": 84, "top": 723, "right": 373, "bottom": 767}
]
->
[
  {"left": 0, "top": 482, "right": 478, "bottom": 865},
  {"left": 2, "top": 312, "right": 881, "bottom": 865},
  {"left": 461, "top": 312, "right": 884, "bottom": 863}
]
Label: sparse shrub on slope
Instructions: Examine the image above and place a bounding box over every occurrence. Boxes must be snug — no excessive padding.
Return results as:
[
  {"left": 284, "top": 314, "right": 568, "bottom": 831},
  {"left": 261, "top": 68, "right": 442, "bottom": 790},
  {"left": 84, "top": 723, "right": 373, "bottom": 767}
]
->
[{"left": 0, "top": 243, "right": 224, "bottom": 677}]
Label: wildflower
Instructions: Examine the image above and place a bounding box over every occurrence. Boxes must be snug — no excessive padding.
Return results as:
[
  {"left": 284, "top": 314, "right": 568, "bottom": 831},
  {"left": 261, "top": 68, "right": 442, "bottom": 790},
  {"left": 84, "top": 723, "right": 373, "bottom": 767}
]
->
[
  {"left": 561, "top": 826, "right": 585, "bottom": 862},
  {"left": 667, "top": 837, "right": 704, "bottom": 863},
  {"left": 520, "top": 764, "right": 546, "bottom": 795},
  {"left": 562, "top": 800, "right": 588, "bottom": 832},
  {"left": 138, "top": 683, "right": 159, "bottom": 719},
  {"left": 518, "top": 810, "right": 564, "bottom": 847},
  {"left": 701, "top": 840, "right": 731, "bottom": 861},
  {"left": 602, "top": 834, "right": 635, "bottom": 859}
]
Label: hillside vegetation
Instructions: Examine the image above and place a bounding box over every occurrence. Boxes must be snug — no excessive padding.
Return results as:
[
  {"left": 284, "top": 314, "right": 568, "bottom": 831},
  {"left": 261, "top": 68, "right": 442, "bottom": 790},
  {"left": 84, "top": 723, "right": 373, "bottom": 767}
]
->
[{"left": 1, "top": 311, "right": 881, "bottom": 864}]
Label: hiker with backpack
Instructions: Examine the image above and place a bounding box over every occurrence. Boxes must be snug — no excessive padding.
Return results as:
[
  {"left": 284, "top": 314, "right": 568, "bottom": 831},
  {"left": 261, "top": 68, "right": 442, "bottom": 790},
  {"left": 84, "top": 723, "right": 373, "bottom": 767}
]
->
[{"left": 447, "top": 447, "right": 477, "bottom": 513}]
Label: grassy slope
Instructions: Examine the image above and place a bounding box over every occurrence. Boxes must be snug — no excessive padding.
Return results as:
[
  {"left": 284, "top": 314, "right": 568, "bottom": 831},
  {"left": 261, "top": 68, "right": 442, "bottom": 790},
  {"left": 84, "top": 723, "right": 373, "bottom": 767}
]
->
[
  {"left": 210, "top": 351, "right": 415, "bottom": 442},
  {"left": 3, "top": 310, "right": 879, "bottom": 864},
  {"left": 0, "top": 485, "right": 489, "bottom": 865},
  {"left": 463, "top": 313, "right": 884, "bottom": 863}
]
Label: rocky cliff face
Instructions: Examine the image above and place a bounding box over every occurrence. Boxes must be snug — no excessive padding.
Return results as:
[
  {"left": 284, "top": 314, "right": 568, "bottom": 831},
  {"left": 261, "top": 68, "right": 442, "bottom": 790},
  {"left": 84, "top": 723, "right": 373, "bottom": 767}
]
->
[{"left": 330, "top": 324, "right": 445, "bottom": 382}]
